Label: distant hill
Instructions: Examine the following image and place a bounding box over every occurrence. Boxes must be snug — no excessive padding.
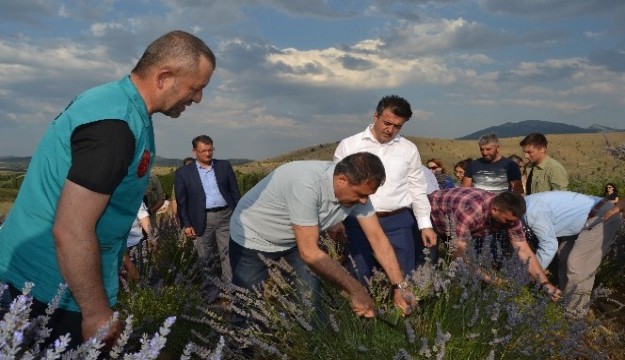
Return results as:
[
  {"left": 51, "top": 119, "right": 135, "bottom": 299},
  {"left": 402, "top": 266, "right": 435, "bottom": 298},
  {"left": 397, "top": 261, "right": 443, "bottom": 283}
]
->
[
  {"left": 0, "top": 155, "right": 253, "bottom": 172},
  {"left": 458, "top": 120, "right": 622, "bottom": 140}
]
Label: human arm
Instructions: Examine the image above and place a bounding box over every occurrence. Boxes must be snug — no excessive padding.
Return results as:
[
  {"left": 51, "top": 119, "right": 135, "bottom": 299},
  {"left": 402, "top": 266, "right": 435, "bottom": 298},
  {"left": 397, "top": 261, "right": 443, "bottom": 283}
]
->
[
  {"left": 510, "top": 239, "right": 560, "bottom": 301},
  {"left": 55, "top": 120, "right": 133, "bottom": 344},
  {"left": 147, "top": 176, "right": 165, "bottom": 214},
  {"left": 357, "top": 215, "right": 415, "bottom": 314},
  {"left": 54, "top": 180, "right": 122, "bottom": 344},
  {"left": 407, "top": 149, "right": 436, "bottom": 247},
  {"left": 121, "top": 253, "right": 140, "bottom": 282},
  {"left": 510, "top": 180, "right": 524, "bottom": 195},
  {"left": 523, "top": 209, "right": 558, "bottom": 269},
  {"left": 226, "top": 162, "right": 242, "bottom": 205},
  {"left": 293, "top": 224, "right": 376, "bottom": 317},
  {"left": 174, "top": 170, "right": 196, "bottom": 238},
  {"left": 603, "top": 198, "right": 625, "bottom": 220}
]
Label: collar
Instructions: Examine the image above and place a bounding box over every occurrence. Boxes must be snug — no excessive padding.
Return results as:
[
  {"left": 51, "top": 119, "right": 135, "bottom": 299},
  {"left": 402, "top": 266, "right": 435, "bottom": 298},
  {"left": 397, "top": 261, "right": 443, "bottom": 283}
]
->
[
  {"left": 196, "top": 160, "right": 213, "bottom": 171},
  {"left": 121, "top": 75, "right": 151, "bottom": 129}
]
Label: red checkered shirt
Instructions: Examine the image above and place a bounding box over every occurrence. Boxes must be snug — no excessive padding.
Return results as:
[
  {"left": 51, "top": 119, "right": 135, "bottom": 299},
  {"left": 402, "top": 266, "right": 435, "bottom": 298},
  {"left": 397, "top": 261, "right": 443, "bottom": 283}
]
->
[{"left": 428, "top": 187, "right": 525, "bottom": 242}]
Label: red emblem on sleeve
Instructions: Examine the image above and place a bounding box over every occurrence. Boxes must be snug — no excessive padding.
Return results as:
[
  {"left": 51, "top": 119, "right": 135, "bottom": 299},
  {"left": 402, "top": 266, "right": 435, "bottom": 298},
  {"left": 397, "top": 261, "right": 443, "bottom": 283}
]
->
[{"left": 137, "top": 149, "right": 150, "bottom": 177}]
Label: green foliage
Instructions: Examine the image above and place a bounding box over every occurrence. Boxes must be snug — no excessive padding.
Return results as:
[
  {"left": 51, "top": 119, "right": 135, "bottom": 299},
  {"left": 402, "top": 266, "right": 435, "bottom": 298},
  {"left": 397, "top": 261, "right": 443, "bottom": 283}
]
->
[
  {"left": 568, "top": 175, "right": 625, "bottom": 197},
  {"left": 235, "top": 170, "right": 268, "bottom": 195},
  {"left": 157, "top": 171, "right": 175, "bottom": 199}
]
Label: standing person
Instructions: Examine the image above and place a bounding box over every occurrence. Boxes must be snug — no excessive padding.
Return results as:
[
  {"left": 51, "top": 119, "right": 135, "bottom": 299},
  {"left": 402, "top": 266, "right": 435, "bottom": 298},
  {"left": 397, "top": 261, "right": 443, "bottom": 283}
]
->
[
  {"left": 333, "top": 95, "right": 437, "bottom": 283},
  {"left": 428, "top": 187, "right": 560, "bottom": 298},
  {"left": 0, "top": 30, "right": 216, "bottom": 349},
  {"left": 121, "top": 201, "right": 154, "bottom": 282},
  {"left": 519, "top": 133, "right": 568, "bottom": 195},
  {"left": 229, "top": 152, "right": 413, "bottom": 318},
  {"left": 426, "top": 158, "right": 455, "bottom": 189},
  {"left": 604, "top": 183, "right": 619, "bottom": 204},
  {"left": 508, "top": 154, "right": 527, "bottom": 194},
  {"left": 171, "top": 157, "right": 195, "bottom": 218},
  {"left": 144, "top": 173, "right": 166, "bottom": 228},
  {"left": 523, "top": 191, "right": 622, "bottom": 317},
  {"left": 175, "top": 135, "right": 240, "bottom": 283},
  {"left": 462, "top": 134, "right": 523, "bottom": 194}
]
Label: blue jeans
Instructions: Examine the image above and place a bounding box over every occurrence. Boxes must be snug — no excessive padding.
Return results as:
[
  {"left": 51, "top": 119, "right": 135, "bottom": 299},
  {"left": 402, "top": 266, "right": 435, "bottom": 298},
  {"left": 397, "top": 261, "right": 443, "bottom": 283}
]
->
[
  {"left": 344, "top": 209, "right": 416, "bottom": 284},
  {"left": 229, "top": 239, "right": 322, "bottom": 322}
]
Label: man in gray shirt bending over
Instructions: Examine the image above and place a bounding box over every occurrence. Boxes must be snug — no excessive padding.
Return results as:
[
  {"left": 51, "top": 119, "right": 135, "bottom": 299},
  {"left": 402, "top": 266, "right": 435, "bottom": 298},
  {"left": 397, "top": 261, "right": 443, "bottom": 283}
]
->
[{"left": 229, "top": 152, "right": 412, "bottom": 318}]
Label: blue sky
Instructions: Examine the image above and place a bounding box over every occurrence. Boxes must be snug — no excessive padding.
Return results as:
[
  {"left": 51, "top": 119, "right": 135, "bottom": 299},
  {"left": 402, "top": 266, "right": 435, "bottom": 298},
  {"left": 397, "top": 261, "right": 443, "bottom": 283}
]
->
[{"left": 1, "top": 0, "right": 624, "bottom": 160}]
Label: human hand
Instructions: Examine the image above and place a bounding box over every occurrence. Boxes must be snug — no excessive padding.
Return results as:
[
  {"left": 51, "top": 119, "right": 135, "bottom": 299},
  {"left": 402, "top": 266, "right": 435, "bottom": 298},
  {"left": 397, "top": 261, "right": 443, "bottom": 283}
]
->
[
  {"left": 82, "top": 310, "right": 122, "bottom": 351},
  {"left": 183, "top": 227, "right": 196, "bottom": 239},
  {"left": 327, "top": 223, "right": 347, "bottom": 244},
  {"left": 393, "top": 288, "right": 417, "bottom": 316},
  {"left": 348, "top": 287, "right": 375, "bottom": 318},
  {"left": 542, "top": 282, "right": 561, "bottom": 302},
  {"left": 421, "top": 228, "right": 437, "bottom": 248}
]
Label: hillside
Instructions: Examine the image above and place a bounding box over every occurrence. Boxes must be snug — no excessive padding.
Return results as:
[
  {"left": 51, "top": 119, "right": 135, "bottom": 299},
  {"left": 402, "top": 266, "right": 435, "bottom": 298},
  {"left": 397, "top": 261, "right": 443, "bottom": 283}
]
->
[
  {"left": 234, "top": 132, "right": 625, "bottom": 179},
  {"left": 458, "top": 120, "right": 622, "bottom": 140}
]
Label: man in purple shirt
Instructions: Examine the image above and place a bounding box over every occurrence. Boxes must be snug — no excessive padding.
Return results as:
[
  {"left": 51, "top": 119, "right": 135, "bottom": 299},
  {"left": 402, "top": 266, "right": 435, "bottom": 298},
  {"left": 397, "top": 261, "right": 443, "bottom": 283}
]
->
[{"left": 428, "top": 187, "right": 559, "bottom": 298}]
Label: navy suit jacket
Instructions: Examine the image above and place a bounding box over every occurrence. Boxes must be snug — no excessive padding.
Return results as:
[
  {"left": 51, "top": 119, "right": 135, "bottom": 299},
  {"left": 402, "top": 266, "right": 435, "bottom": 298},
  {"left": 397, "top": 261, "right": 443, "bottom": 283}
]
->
[{"left": 174, "top": 159, "right": 241, "bottom": 236}]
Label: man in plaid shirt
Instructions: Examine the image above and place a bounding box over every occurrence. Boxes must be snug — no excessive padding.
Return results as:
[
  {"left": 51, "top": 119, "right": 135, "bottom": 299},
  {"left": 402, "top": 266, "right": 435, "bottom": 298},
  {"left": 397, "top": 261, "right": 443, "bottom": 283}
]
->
[{"left": 428, "top": 187, "right": 559, "bottom": 299}]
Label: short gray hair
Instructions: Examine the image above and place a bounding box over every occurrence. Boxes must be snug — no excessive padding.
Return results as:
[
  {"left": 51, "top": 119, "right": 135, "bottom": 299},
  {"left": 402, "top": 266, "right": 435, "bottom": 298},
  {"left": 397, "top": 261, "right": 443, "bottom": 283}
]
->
[{"left": 478, "top": 133, "right": 499, "bottom": 146}]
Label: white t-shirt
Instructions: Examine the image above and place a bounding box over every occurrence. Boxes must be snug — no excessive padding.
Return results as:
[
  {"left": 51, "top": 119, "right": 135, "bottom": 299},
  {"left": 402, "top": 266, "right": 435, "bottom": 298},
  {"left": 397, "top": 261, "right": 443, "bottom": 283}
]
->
[{"left": 127, "top": 202, "right": 149, "bottom": 247}]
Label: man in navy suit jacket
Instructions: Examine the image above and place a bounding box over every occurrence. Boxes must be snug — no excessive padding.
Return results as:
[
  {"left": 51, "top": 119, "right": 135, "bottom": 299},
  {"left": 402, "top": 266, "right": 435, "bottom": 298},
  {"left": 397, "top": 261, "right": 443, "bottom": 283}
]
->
[{"left": 175, "top": 135, "right": 241, "bottom": 282}]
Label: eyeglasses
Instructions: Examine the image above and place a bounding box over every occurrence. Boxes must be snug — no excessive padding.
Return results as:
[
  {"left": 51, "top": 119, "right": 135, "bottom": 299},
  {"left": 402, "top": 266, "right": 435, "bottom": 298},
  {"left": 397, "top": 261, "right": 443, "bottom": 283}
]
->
[{"left": 428, "top": 166, "right": 439, "bottom": 170}]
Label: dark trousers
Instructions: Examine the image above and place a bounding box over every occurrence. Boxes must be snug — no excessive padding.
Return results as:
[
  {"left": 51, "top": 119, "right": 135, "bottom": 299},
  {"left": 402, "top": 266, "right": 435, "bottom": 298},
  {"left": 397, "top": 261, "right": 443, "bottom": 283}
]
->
[
  {"left": 3, "top": 284, "right": 83, "bottom": 350},
  {"left": 344, "top": 210, "right": 416, "bottom": 285}
]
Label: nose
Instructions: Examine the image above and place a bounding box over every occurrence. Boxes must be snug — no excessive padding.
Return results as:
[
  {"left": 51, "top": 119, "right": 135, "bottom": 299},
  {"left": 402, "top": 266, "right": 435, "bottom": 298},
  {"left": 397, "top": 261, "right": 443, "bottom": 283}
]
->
[{"left": 192, "top": 90, "right": 203, "bottom": 103}]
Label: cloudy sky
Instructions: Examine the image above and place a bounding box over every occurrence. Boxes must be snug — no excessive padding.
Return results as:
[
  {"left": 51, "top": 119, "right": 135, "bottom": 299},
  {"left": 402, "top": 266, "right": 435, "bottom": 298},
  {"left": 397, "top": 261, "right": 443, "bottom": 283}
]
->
[{"left": 1, "top": 0, "right": 624, "bottom": 160}]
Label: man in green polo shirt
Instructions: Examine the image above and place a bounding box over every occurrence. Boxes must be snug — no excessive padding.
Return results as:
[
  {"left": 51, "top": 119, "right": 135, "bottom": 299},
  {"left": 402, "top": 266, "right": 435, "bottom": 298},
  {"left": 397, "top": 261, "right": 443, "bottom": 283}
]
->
[
  {"left": 520, "top": 133, "right": 568, "bottom": 195},
  {"left": 0, "top": 31, "right": 216, "bottom": 349}
]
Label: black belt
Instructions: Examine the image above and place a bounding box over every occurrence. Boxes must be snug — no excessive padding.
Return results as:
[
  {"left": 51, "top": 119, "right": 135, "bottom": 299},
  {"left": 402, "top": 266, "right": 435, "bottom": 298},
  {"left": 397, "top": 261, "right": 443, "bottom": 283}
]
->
[
  {"left": 205, "top": 206, "right": 228, "bottom": 212},
  {"left": 376, "top": 207, "right": 409, "bottom": 218}
]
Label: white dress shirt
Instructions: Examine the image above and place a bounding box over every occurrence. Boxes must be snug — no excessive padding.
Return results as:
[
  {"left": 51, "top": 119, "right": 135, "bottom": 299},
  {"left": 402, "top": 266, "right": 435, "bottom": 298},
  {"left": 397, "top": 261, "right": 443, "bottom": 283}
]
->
[{"left": 334, "top": 125, "right": 433, "bottom": 229}]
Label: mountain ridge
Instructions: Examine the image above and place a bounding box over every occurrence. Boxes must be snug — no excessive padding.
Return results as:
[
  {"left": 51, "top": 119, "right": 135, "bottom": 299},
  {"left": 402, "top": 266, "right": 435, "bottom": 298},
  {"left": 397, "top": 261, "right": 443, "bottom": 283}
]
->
[{"left": 457, "top": 120, "right": 622, "bottom": 140}]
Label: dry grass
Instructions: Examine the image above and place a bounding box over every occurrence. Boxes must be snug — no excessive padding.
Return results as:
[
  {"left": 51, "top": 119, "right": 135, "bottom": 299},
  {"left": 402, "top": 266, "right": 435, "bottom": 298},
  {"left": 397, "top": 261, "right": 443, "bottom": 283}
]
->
[
  {"left": 234, "top": 132, "right": 625, "bottom": 178},
  {"left": 0, "top": 201, "right": 12, "bottom": 217}
]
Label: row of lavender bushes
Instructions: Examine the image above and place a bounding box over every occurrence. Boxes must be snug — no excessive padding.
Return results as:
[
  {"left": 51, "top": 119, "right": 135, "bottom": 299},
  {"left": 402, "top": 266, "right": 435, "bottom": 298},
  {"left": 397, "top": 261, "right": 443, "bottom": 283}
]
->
[
  {"left": 2, "top": 215, "right": 622, "bottom": 359},
  {"left": 1, "top": 138, "right": 624, "bottom": 359}
]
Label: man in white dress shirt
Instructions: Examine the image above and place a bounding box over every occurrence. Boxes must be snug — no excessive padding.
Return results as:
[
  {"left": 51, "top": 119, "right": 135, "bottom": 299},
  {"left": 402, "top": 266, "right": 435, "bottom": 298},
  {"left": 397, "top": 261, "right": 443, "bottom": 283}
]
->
[{"left": 334, "top": 95, "right": 437, "bottom": 283}]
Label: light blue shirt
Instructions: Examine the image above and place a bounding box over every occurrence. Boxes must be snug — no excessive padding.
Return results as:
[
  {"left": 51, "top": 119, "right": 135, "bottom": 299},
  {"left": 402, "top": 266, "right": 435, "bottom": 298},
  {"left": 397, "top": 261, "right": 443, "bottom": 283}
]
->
[
  {"left": 230, "top": 161, "right": 375, "bottom": 252},
  {"left": 197, "top": 162, "right": 227, "bottom": 209},
  {"left": 523, "top": 191, "right": 600, "bottom": 268}
]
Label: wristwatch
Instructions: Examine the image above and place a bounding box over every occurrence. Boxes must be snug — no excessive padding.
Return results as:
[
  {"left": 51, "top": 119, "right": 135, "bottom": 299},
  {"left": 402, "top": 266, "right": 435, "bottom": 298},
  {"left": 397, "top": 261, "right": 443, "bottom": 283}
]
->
[{"left": 392, "top": 281, "right": 409, "bottom": 290}]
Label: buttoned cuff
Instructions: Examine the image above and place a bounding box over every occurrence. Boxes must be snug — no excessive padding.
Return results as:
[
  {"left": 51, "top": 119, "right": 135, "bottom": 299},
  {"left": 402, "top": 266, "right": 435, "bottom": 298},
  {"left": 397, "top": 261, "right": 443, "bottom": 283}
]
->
[{"left": 415, "top": 216, "right": 433, "bottom": 230}]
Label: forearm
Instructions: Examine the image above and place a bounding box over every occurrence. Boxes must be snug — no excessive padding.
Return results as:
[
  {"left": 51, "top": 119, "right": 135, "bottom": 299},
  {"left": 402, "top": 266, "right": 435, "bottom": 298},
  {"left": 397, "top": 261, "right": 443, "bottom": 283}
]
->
[
  {"left": 517, "top": 245, "right": 550, "bottom": 284},
  {"left": 55, "top": 231, "right": 110, "bottom": 316}
]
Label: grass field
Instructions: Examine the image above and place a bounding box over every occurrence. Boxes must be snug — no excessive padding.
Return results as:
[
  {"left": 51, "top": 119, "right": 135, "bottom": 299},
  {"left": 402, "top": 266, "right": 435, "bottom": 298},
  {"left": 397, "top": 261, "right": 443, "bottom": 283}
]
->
[{"left": 234, "top": 132, "right": 625, "bottom": 179}]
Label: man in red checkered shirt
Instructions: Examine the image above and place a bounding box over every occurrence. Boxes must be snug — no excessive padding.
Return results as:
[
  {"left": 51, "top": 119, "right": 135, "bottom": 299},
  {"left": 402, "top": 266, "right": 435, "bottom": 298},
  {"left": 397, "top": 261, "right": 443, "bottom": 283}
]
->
[{"left": 428, "top": 187, "right": 559, "bottom": 299}]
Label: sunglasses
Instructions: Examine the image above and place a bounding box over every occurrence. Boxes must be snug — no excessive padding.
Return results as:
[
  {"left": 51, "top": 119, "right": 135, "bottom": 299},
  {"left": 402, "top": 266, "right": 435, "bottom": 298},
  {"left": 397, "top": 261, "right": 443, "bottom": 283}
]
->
[{"left": 428, "top": 166, "right": 439, "bottom": 170}]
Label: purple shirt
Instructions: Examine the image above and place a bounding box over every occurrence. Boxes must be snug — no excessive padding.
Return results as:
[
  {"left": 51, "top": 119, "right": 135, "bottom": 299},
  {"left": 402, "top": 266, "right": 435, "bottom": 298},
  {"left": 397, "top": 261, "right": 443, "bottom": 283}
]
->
[{"left": 428, "top": 187, "right": 525, "bottom": 242}]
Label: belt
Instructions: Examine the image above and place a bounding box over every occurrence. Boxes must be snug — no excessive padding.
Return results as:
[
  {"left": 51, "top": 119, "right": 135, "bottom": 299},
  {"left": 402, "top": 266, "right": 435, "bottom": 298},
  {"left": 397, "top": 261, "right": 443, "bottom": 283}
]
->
[
  {"left": 205, "top": 206, "right": 228, "bottom": 212},
  {"left": 376, "top": 207, "right": 409, "bottom": 218}
]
